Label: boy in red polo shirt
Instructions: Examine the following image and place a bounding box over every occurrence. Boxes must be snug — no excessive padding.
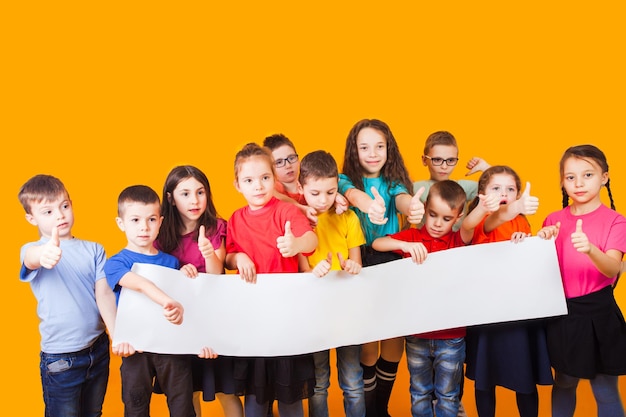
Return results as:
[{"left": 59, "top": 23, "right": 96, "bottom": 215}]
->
[{"left": 372, "top": 180, "right": 498, "bottom": 417}]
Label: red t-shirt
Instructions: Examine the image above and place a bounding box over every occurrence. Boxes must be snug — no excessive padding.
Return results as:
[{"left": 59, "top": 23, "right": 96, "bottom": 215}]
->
[
  {"left": 226, "top": 197, "right": 313, "bottom": 273},
  {"left": 389, "top": 226, "right": 468, "bottom": 339}
]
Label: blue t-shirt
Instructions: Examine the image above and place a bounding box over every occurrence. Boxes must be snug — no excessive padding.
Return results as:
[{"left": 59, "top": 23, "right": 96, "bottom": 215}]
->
[
  {"left": 104, "top": 249, "right": 179, "bottom": 304},
  {"left": 20, "top": 237, "right": 107, "bottom": 354},
  {"left": 338, "top": 174, "right": 409, "bottom": 245}
]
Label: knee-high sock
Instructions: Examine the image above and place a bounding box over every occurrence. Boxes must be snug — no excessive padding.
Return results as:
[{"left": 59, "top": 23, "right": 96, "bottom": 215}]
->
[
  {"left": 362, "top": 363, "right": 377, "bottom": 417},
  {"left": 475, "top": 387, "right": 495, "bottom": 417},
  {"left": 516, "top": 389, "right": 539, "bottom": 417},
  {"left": 375, "top": 358, "right": 398, "bottom": 417}
]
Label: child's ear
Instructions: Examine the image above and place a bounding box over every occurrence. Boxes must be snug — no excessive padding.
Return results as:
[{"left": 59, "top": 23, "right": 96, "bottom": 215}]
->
[
  {"left": 166, "top": 192, "right": 173, "bottom": 205},
  {"left": 25, "top": 213, "right": 37, "bottom": 226},
  {"left": 296, "top": 181, "right": 304, "bottom": 195},
  {"left": 233, "top": 179, "right": 240, "bottom": 193},
  {"left": 421, "top": 155, "right": 428, "bottom": 166},
  {"left": 115, "top": 217, "right": 125, "bottom": 232}
]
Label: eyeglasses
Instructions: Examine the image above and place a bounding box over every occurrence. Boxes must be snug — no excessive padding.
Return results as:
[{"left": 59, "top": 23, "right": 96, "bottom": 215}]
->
[
  {"left": 424, "top": 156, "right": 459, "bottom": 166},
  {"left": 274, "top": 154, "right": 299, "bottom": 168}
]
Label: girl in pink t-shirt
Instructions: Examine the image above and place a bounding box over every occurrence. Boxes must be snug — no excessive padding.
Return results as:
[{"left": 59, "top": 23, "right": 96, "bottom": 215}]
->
[
  {"left": 538, "top": 145, "right": 626, "bottom": 417},
  {"left": 157, "top": 165, "right": 243, "bottom": 417}
]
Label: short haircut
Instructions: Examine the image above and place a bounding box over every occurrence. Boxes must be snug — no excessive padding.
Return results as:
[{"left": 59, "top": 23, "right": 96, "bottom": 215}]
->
[
  {"left": 263, "top": 133, "right": 296, "bottom": 151},
  {"left": 117, "top": 185, "right": 160, "bottom": 216},
  {"left": 427, "top": 180, "right": 467, "bottom": 213},
  {"left": 423, "top": 131, "right": 458, "bottom": 155},
  {"left": 299, "top": 150, "right": 338, "bottom": 185},
  {"left": 18, "top": 174, "right": 69, "bottom": 214}
]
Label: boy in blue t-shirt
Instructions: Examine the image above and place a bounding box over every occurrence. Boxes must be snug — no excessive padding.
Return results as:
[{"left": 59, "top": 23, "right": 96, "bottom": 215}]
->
[
  {"left": 105, "top": 184, "right": 216, "bottom": 417},
  {"left": 19, "top": 174, "right": 116, "bottom": 417}
]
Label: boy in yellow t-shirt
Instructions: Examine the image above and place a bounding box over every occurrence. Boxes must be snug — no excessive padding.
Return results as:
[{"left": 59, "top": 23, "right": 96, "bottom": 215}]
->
[{"left": 297, "top": 150, "right": 366, "bottom": 417}]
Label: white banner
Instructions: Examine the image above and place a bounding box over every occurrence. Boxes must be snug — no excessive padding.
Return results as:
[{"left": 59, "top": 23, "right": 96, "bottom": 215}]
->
[{"left": 113, "top": 237, "right": 566, "bottom": 356}]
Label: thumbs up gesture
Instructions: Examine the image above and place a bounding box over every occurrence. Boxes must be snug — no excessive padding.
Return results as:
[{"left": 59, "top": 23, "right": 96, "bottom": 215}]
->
[
  {"left": 277, "top": 221, "right": 298, "bottom": 257},
  {"left": 478, "top": 193, "right": 500, "bottom": 213},
  {"left": 198, "top": 225, "right": 215, "bottom": 260},
  {"left": 368, "top": 187, "right": 388, "bottom": 225},
  {"left": 513, "top": 182, "right": 539, "bottom": 215},
  {"left": 312, "top": 252, "right": 333, "bottom": 277},
  {"left": 40, "top": 226, "right": 62, "bottom": 269},
  {"left": 338, "top": 252, "right": 361, "bottom": 275},
  {"left": 407, "top": 186, "right": 426, "bottom": 224},
  {"left": 571, "top": 219, "right": 592, "bottom": 253}
]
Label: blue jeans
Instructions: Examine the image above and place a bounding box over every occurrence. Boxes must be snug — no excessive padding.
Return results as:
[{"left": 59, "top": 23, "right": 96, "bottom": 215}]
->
[
  {"left": 40, "top": 332, "right": 110, "bottom": 417},
  {"left": 309, "top": 345, "right": 365, "bottom": 417},
  {"left": 405, "top": 336, "right": 465, "bottom": 417}
]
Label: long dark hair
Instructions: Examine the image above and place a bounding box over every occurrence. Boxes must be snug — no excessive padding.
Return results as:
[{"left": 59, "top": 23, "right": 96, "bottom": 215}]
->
[
  {"left": 341, "top": 119, "right": 413, "bottom": 193},
  {"left": 157, "top": 165, "right": 220, "bottom": 254}
]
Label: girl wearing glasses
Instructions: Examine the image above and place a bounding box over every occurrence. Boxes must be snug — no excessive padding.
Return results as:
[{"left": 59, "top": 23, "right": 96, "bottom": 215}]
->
[{"left": 339, "top": 118, "right": 425, "bottom": 417}]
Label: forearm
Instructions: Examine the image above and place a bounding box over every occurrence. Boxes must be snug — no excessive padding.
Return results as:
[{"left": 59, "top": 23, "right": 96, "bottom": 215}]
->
[
  {"left": 95, "top": 279, "right": 118, "bottom": 336},
  {"left": 588, "top": 248, "right": 622, "bottom": 278},
  {"left": 119, "top": 272, "right": 174, "bottom": 307},
  {"left": 204, "top": 247, "right": 226, "bottom": 274},
  {"left": 394, "top": 193, "right": 412, "bottom": 216},
  {"left": 372, "top": 236, "right": 402, "bottom": 253},
  {"left": 344, "top": 188, "right": 372, "bottom": 212},
  {"left": 294, "top": 231, "right": 318, "bottom": 254},
  {"left": 23, "top": 245, "right": 44, "bottom": 270}
]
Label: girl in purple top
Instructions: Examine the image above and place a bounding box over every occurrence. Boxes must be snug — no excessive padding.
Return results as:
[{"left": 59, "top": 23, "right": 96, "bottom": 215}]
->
[
  {"left": 157, "top": 165, "right": 243, "bottom": 417},
  {"left": 538, "top": 145, "right": 626, "bottom": 417}
]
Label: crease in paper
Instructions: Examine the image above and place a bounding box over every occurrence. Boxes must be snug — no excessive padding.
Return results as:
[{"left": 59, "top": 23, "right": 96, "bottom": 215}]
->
[{"left": 113, "top": 236, "right": 567, "bottom": 356}]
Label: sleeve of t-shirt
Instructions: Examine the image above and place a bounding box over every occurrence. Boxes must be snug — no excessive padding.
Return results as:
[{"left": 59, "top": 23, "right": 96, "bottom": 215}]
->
[
  {"left": 104, "top": 255, "right": 131, "bottom": 293},
  {"left": 338, "top": 174, "right": 356, "bottom": 195},
  {"left": 606, "top": 215, "right": 626, "bottom": 253},
  {"left": 94, "top": 243, "right": 107, "bottom": 282},
  {"left": 388, "top": 181, "right": 409, "bottom": 197},
  {"left": 345, "top": 210, "right": 366, "bottom": 249},
  {"left": 209, "top": 218, "right": 228, "bottom": 249}
]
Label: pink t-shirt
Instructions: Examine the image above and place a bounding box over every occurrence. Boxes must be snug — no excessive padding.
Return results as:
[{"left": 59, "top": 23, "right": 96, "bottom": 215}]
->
[
  {"left": 543, "top": 204, "right": 626, "bottom": 298},
  {"left": 226, "top": 197, "right": 313, "bottom": 273},
  {"left": 155, "top": 218, "right": 227, "bottom": 273}
]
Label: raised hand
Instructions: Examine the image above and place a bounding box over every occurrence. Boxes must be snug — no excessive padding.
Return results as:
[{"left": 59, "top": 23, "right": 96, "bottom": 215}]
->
[
  {"left": 537, "top": 222, "right": 561, "bottom": 239},
  {"left": 407, "top": 187, "right": 425, "bottom": 224},
  {"left": 312, "top": 252, "right": 333, "bottom": 277},
  {"left": 337, "top": 252, "right": 361, "bottom": 275},
  {"left": 276, "top": 221, "right": 298, "bottom": 257},
  {"left": 478, "top": 193, "right": 500, "bottom": 213},
  {"left": 163, "top": 300, "right": 184, "bottom": 325},
  {"left": 571, "top": 219, "right": 591, "bottom": 253},
  {"left": 514, "top": 182, "right": 539, "bottom": 215},
  {"left": 368, "top": 187, "right": 388, "bottom": 225},
  {"left": 40, "top": 225, "right": 62, "bottom": 269},
  {"left": 198, "top": 225, "right": 216, "bottom": 259},
  {"left": 465, "top": 157, "right": 490, "bottom": 176}
]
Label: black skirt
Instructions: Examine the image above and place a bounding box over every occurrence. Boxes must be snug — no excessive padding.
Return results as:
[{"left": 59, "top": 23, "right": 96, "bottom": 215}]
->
[
  {"left": 465, "top": 319, "right": 553, "bottom": 393},
  {"left": 546, "top": 285, "right": 626, "bottom": 379}
]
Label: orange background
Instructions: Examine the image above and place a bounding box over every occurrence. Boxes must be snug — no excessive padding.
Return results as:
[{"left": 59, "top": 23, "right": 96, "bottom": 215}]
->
[{"left": 2, "top": 2, "right": 625, "bottom": 415}]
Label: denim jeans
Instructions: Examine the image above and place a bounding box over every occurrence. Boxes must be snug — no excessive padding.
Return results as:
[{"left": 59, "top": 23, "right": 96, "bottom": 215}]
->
[
  {"left": 309, "top": 345, "right": 365, "bottom": 417},
  {"left": 40, "top": 332, "right": 110, "bottom": 417},
  {"left": 405, "top": 336, "right": 465, "bottom": 417}
]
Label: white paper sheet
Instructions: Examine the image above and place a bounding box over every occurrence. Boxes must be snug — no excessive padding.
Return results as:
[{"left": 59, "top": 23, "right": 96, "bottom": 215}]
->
[{"left": 113, "top": 237, "right": 567, "bottom": 356}]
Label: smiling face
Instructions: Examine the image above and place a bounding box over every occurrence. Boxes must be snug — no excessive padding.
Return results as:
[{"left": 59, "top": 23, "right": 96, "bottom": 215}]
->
[
  {"left": 357, "top": 127, "right": 387, "bottom": 178},
  {"left": 116, "top": 201, "right": 162, "bottom": 253},
  {"left": 423, "top": 144, "right": 459, "bottom": 182},
  {"left": 423, "top": 194, "right": 463, "bottom": 238},
  {"left": 170, "top": 176, "right": 207, "bottom": 232},
  {"left": 25, "top": 192, "right": 74, "bottom": 240},
  {"left": 484, "top": 173, "right": 519, "bottom": 205},
  {"left": 235, "top": 156, "right": 276, "bottom": 210},
  {"left": 561, "top": 156, "right": 607, "bottom": 209}
]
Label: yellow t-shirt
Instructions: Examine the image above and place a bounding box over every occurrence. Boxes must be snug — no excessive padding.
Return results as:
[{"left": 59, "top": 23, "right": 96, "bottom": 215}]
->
[{"left": 307, "top": 210, "right": 366, "bottom": 270}]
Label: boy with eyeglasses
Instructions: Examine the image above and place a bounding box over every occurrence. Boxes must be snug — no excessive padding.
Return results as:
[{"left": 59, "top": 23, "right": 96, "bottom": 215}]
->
[{"left": 412, "top": 131, "right": 490, "bottom": 417}]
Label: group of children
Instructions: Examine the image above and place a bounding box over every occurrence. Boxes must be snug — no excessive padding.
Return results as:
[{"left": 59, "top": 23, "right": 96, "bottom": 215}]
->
[{"left": 18, "top": 119, "right": 626, "bottom": 417}]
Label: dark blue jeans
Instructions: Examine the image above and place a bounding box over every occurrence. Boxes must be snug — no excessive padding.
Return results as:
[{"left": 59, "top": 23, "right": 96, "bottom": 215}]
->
[{"left": 40, "top": 332, "right": 110, "bottom": 417}]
